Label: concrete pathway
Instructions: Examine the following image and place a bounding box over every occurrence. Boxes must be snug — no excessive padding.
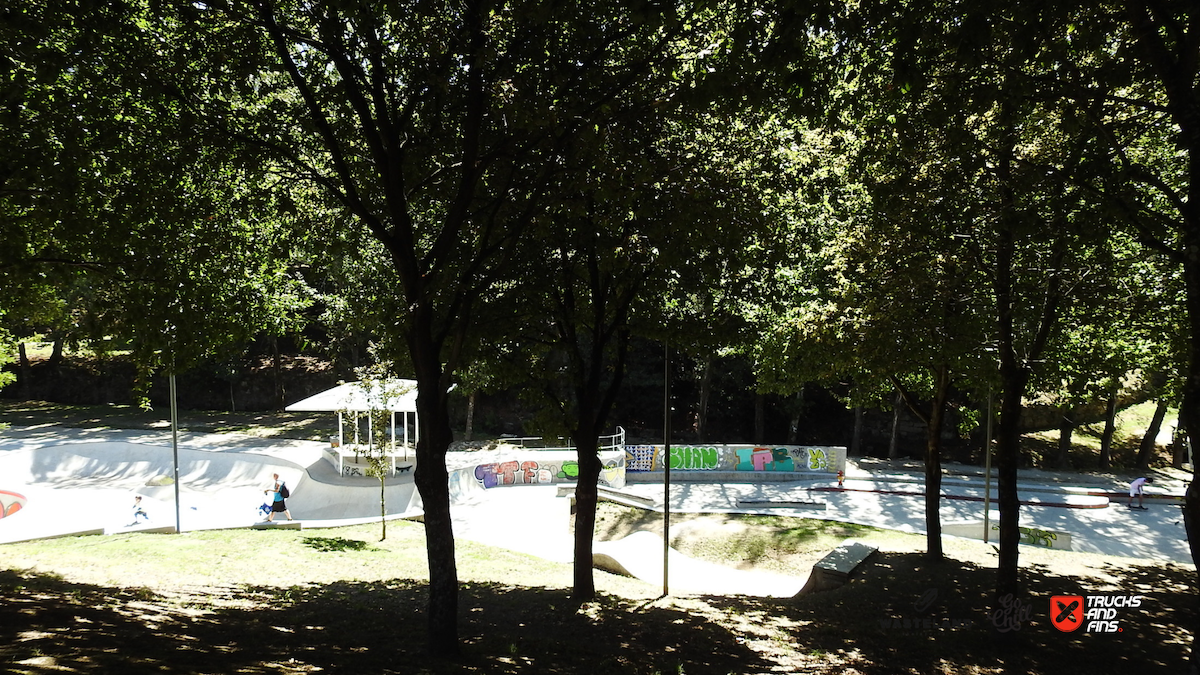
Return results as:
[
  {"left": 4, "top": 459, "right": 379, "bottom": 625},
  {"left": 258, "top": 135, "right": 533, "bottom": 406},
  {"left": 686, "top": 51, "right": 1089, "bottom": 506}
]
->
[{"left": 1, "top": 426, "right": 1194, "bottom": 599}]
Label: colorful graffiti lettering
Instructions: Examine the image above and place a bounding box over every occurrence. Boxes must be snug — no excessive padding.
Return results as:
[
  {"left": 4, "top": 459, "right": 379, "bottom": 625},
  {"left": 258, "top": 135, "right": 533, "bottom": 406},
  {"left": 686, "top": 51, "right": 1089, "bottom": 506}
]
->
[
  {"left": 601, "top": 460, "right": 623, "bottom": 487},
  {"left": 557, "top": 461, "right": 579, "bottom": 480},
  {"left": 1020, "top": 526, "right": 1058, "bottom": 548},
  {"left": 807, "top": 447, "right": 829, "bottom": 471},
  {"left": 671, "top": 446, "right": 719, "bottom": 470},
  {"left": 734, "top": 447, "right": 796, "bottom": 471},
  {"left": 474, "top": 463, "right": 500, "bottom": 488},
  {"left": 990, "top": 524, "right": 1061, "bottom": 549},
  {"left": 522, "top": 461, "right": 540, "bottom": 484},
  {"left": 0, "top": 490, "right": 25, "bottom": 518},
  {"left": 626, "top": 445, "right": 658, "bottom": 472},
  {"left": 475, "top": 459, "right": 585, "bottom": 487}
]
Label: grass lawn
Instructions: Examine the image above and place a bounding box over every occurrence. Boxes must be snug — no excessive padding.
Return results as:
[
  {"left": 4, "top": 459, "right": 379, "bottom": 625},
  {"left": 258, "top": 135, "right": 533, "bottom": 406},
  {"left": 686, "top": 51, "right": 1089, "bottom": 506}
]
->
[{"left": 1, "top": 511, "right": 1192, "bottom": 674}]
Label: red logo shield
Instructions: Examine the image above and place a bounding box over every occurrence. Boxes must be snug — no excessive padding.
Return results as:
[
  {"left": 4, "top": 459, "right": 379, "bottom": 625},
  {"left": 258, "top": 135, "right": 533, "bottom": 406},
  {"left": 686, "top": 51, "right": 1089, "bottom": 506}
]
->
[{"left": 1051, "top": 595, "right": 1084, "bottom": 632}]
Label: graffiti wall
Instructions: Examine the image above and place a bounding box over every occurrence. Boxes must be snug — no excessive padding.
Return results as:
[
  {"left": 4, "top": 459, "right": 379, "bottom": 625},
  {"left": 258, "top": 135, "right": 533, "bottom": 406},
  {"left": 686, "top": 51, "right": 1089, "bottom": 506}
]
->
[
  {"left": 625, "top": 444, "right": 846, "bottom": 475},
  {"left": 453, "top": 450, "right": 626, "bottom": 495},
  {"left": 0, "top": 489, "right": 27, "bottom": 518}
]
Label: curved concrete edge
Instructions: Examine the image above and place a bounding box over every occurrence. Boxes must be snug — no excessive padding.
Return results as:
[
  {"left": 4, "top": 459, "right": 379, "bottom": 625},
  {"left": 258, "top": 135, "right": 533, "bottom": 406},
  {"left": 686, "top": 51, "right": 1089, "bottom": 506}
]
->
[
  {"left": 0, "top": 442, "right": 423, "bottom": 544},
  {"left": 592, "top": 530, "right": 806, "bottom": 598}
]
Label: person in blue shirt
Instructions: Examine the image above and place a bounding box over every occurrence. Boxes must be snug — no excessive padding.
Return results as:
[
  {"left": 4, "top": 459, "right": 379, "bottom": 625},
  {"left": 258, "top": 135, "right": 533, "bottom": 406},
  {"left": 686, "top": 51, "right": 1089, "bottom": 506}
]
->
[{"left": 264, "top": 473, "right": 293, "bottom": 521}]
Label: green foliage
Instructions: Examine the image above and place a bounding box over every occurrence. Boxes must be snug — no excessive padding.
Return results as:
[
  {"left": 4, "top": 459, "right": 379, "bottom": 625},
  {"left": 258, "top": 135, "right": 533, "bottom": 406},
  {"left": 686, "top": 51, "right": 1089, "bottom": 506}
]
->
[
  {"left": 0, "top": 325, "right": 15, "bottom": 398},
  {"left": 1, "top": 2, "right": 313, "bottom": 379}
]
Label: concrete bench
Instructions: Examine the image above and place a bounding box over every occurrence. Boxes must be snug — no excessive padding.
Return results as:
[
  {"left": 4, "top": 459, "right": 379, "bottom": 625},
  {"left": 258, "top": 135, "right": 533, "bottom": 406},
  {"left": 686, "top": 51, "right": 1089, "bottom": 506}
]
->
[{"left": 796, "top": 539, "right": 878, "bottom": 595}]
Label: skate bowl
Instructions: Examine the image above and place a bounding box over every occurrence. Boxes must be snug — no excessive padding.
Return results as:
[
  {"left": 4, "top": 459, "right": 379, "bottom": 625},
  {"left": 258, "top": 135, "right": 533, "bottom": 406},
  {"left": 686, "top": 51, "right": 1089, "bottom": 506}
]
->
[{"left": 0, "top": 442, "right": 421, "bottom": 544}]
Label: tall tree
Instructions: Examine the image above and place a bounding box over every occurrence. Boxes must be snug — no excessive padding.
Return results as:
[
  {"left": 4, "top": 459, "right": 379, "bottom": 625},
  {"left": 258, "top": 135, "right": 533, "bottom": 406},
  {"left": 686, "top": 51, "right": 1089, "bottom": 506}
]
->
[
  {"left": 1043, "top": 2, "right": 1200, "bottom": 666},
  {"left": 830, "top": 0, "right": 1140, "bottom": 603},
  {"left": 2, "top": 2, "right": 307, "bottom": 385},
  {"left": 156, "top": 0, "right": 736, "bottom": 653}
]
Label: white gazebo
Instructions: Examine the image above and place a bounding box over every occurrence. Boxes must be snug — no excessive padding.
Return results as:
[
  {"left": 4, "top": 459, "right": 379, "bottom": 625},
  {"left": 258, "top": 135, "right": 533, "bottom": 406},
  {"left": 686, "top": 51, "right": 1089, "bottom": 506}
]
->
[{"left": 285, "top": 379, "right": 420, "bottom": 477}]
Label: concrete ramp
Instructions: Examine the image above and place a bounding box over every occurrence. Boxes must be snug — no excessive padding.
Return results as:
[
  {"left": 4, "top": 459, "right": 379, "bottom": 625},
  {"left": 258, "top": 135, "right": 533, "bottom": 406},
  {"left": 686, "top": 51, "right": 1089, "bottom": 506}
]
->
[
  {"left": 593, "top": 531, "right": 806, "bottom": 598},
  {"left": 0, "top": 442, "right": 420, "bottom": 544}
]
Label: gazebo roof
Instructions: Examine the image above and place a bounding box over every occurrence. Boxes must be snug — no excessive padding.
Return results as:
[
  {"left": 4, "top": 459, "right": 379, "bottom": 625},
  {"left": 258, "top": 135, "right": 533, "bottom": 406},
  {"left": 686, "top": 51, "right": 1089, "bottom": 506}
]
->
[{"left": 285, "top": 379, "right": 419, "bottom": 413}]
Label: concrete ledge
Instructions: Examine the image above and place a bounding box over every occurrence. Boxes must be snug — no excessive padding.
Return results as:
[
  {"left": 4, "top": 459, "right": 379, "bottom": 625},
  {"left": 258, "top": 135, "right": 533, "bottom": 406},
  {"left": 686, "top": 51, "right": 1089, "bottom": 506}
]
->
[
  {"left": 251, "top": 521, "right": 303, "bottom": 530},
  {"left": 108, "top": 525, "right": 177, "bottom": 535},
  {"left": 557, "top": 484, "right": 657, "bottom": 509},
  {"left": 796, "top": 539, "right": 877, "bottom": 595},
  {"left": 736, "top": 499, "right": 825, "bottom": 510},
  {"left": 943, "top": 521, "right": 1072, "bottom": 550}
]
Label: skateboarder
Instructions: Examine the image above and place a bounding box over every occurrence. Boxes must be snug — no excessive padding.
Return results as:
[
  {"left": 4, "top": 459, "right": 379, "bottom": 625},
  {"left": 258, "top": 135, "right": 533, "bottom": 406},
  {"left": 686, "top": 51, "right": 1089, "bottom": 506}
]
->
[
  {"left": 129, "top": 495, "right": 150, "bottom": 525},
  {"left": 1128, "top": 476, "right": 1153, "bottom": 509}
]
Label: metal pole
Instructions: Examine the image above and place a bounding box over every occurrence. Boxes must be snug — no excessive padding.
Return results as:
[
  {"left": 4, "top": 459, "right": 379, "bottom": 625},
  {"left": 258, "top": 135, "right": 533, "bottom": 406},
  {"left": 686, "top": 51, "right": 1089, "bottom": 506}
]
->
[
  {"left": 983, "top": 389, "right": 993, "bottom": 544},
  {"left": 170, "top": 371, "right": 181, "bottom": 534},
  {"left": 663, "top": 343, "right": 671, "bottom": 597}
]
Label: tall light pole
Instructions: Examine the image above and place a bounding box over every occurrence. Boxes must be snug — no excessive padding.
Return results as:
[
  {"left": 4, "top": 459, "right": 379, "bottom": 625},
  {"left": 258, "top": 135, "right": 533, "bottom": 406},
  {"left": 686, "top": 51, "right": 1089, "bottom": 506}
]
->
[
  {"left": 170, "top": 368, "right": 181, "bottom": 534},
  {"left": 983, "top": 389, "right": 993, "bottom": 543},
  {"left": 662, "top": 342, "right": 671, "bottom": 597}
]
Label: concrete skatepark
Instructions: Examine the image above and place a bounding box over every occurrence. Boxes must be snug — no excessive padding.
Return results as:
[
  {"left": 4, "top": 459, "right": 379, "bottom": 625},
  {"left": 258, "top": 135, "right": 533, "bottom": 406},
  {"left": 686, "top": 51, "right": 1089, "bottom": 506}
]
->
[{"left": 0, "top": 425, "right": 1192, "bottom": 598}]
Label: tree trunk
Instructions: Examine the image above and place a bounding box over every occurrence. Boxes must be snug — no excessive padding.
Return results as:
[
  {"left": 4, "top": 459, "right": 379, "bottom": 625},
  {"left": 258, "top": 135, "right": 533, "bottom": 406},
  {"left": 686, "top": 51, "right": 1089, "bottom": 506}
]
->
[
  {"left": 379, "top": 475, "right": 387, "bottom": 541},
  {"left": 754, "top": 392, "right": 765, "bottom": 445},
  {"left": 1136, "top": 399, "right": 1169, "bottom": 469},
  {"left": 568, "top": 322, "right": 631, "bottom": 602},
  {"left": 412, "top": 371, "right": 459, "bottom": 655},
  {"left": 1055, "top": 405, "right": 1074, "bottom": 469},
  {"left": 572, "top": 433, "right": 602, "bottom": 600},
  {"left": 697, "top": 356, "right": 712, "bottom": 443},
  {"left": 272, "top": 336, "right": 284, "bottom": 411},
  {"left": 402, "top": 302, "right": 461, "bottom": 654},
  {"left": 48, "top": 337, "right": 64, "bottom": 369},
  {"left": 994, "top": 151, "right": 1026, "bottom": 602},
  {"left": 1175, "top": 424, "right": 1189, "bottom": 470},
  {"left": 889, "top": 389, "right": 902, "bottom": 460},
  {"left": 851, "top": 405, "right": 864, "bottom": 456},
  {"left": 788, "top": 388, "right": 804, "bottom": 444},
  {"left": 994, "top": 359, "right": 1027, "bottom": 599},
  {"left": 18, "top": 342, "right": 31, "bottom": 400},
  {"left": 990, "top": 97, "right": 1068, "bottom": 603},
  {"left": 1099, "top": 392, "right": 1118, "bottom": 469},
  {"left": 923, "top": 367, "right": 950, "bottom": 561},
  {"left": 465, "top": 391, "right": 476, "bottom": 442}
]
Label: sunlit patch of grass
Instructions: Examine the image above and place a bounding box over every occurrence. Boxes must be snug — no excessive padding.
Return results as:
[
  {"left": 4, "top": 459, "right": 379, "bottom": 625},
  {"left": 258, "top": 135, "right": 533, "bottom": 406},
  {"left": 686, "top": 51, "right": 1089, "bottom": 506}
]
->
[{"left": 1022, "top": 400, "right": 1180, "bottom": 470}]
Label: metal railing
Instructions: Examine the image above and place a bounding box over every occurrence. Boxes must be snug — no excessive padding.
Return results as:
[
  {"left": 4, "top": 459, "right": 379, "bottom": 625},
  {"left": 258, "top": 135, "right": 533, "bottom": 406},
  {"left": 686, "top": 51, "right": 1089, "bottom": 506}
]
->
[{"left": 496, "top": 427, "right": 625, "bottom": 452}]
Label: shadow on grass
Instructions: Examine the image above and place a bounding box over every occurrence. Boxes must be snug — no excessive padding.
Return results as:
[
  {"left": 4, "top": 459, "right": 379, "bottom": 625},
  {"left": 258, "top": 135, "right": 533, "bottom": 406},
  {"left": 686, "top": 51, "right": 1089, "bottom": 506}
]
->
[
  {"left": 705, "top": 551, "right": 1192, "bottom": 674},
  {"left": 302, "top": 536, "right": 378, "bottom": 553},
  {"left": 0, "top": 400, "right": 331, "bottom": 440},
  {"left": 0, "top": 568, "right": 772, "bottom": 674}
]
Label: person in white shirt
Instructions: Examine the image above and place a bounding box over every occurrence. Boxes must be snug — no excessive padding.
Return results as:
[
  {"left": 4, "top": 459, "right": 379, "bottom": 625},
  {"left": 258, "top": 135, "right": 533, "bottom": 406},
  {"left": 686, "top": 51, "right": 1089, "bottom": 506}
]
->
[{"left": 1127, "top": 476, "right": 1152, "bottom": 509}]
